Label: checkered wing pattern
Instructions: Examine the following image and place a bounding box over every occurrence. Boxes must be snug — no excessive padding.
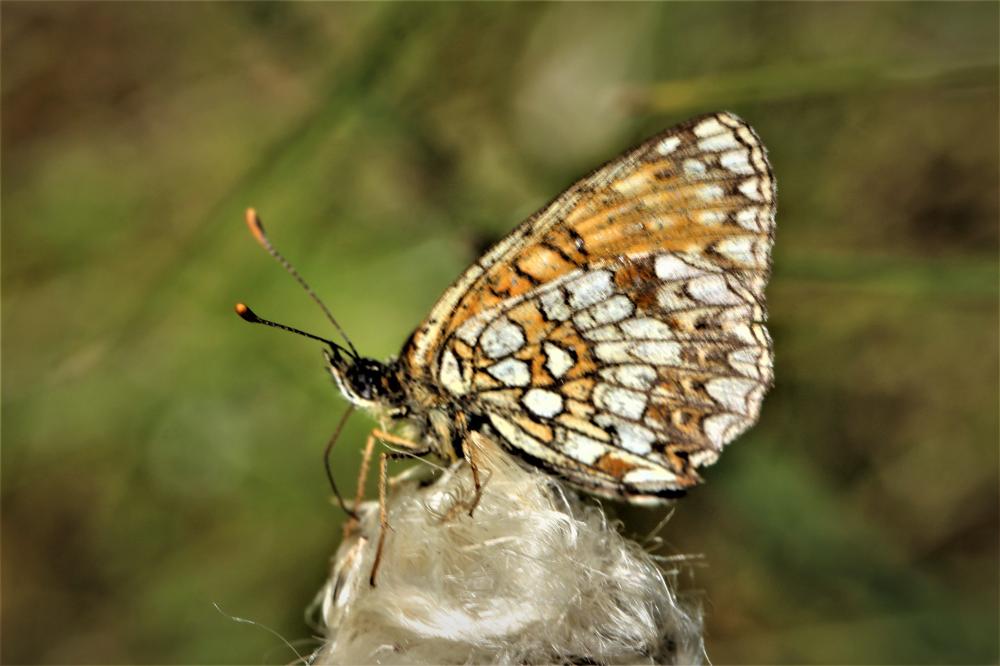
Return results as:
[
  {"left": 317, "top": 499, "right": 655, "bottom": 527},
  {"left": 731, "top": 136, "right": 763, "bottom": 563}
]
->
[{"left": 402, "top": 112, "right": 775, "bottom": 501}]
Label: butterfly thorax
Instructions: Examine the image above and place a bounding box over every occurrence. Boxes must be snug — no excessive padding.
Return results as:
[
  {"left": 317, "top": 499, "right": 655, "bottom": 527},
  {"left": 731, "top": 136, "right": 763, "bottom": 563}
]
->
[{"left": 325, "top": 348, "right": 469, "bottom": 461}]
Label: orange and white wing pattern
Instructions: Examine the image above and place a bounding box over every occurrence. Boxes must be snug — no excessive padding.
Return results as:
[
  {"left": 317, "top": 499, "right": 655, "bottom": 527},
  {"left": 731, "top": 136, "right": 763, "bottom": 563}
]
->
[{"left": 402, "top": 112, "right": 775, "bottom": 501}]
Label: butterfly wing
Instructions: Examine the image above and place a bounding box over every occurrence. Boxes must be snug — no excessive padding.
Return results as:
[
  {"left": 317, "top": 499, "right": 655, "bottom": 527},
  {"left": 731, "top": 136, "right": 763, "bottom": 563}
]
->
[{"left": 402, "top": 112, "right": 775, "bottom": 501}]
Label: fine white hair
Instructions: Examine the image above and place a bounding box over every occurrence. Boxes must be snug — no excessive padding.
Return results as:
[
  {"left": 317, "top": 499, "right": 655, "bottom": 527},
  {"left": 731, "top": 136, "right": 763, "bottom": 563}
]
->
[{"left": 311, "top": 433, "right": 704, "bottom": 665}]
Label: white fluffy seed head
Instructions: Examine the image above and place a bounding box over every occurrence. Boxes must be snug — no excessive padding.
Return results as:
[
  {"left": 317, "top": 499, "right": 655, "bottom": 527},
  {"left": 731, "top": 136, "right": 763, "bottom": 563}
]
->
[{"left": 311, "top": 434, "right": 704, "bottom": 665}]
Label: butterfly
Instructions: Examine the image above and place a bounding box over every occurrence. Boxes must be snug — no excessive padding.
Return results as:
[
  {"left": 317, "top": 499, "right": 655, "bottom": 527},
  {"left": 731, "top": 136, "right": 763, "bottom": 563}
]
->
[{"left": 238, "top": 111, "right": 774, "bottom": 511}]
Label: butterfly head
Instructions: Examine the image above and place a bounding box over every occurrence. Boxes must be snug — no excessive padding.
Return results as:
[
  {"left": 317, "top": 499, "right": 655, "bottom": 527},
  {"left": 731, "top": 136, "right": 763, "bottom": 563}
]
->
[
  {"left": 236, "top": 208, "right": 412, "bottom": 418},
  {"left": 324, "top": 348, "right": 407, "bottom": 415}
]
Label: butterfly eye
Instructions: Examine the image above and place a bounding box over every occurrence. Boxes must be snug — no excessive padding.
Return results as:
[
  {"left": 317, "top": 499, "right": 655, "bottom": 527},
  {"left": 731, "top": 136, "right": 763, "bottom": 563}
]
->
[{"left": 344, "top": 359, "right": 387, "bottom": 400}]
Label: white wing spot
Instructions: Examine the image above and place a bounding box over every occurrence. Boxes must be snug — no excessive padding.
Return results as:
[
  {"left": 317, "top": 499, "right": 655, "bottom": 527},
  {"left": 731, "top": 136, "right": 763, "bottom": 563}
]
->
[
  {"left": 679, "top": 251, "right": 727, "bottom": 274},
  {"left": 698, "top": 132, "right": 740, "bottom": 153},
  {"left": 728, "top": 347, "right": 764, "bottom": 380},
  {"left": 439, "top": 349, "right": 467, "bottom": 395},
  {"left": 683, "top": 159, "right": 706, "bottom": 177},
  {"left": 486, "top": 357, "right": 531, "bottom": 387},
  {"left": 614, "top": 172, "right": 650, "bottom": 196},
  {"left": 560, "top": 431, "right": 606, "bottom": 465},
  {"left": 736, "top": 125, "right": 757, "bottom": 144},
  {"left": 623, "top": 466, "right": 678, "bottom": 487},
  {"left": 720, "top": 149, "right": 753, "bottom": 175},
  {"left": 726, "top": 322, "right": 757, "bottom": 346},
  {"left": 735, "top": 207, "right": 763, "bottom": 232},
  {"left": 738, "top": 177, "right": 762, "bottom": 201},
  {"left": 590, "top": 294, "right": 635, "bottom": 324},
  {"left": 594, "top": 383, "right": 647, "bottom": 420},
  {"left": 600, "top": 364, "right": 657, "bottom": 391},
  {"left": 655, "top": 254, "right": 705, "bottom": 281},
  {"left": 544, "top": 342, "right": 575, "bottom": 378},
  {"left": 657, "top": 284, "right": 696, "bottom": 311},
  {"left": 480, "top": 317, "right": 525, "bottom": 359},
  {"left": 656, "top": 136, "right": 681, "bottom": 155},
  {"left": 689, "top": 449, "right": 719, "bottom": 467},
  {"left": 633, "top": 341, "right": 683, "bottom": 365},
  {"left": 688, "top": 274, "right": 742, "bottom": 305},
  {"left": 574, "top": 294, "right": 634, "bottom": 329},
  {"left": 752, "top": 323, "right": 772, "bottom": 346},
  {"left": 582, "top": 325, "right": 622, "bottom": 342},
  {"left": 455, "top": 315, "right": 488, "bottom": 346},
  {"left": 620, "top": 317, "right": 675, "bottom": 340},
  {"left": 698, "top": 184, "right": 724, "bottom": 202},
  {"left": 539, "top": 288, "right": 572, "bottom": 321},
  {"left": 594, "top": 341, "right": 633, "bottom": 364},
  {"left": 745, "top": 383, "right": 768, "bottom": 414},
  {"left": 596, "top": 414, "right": 656, "bottom": 455},
  {"left": 694, "top": 117, "right": 725, "bottom": 137},
  {"left": 706, "top": 377, "right": 758, "bottom": 413},
  {"left": 490, "top": 415, "right": 555, "bottom": 462},
  {"left": 729, "top": 347, "right": 760, "bottom": 365},
  {"left": 696, "top": 210, "right": 726, "bottom": 226},
  {"left": 616, "top": 422, "right": 656, "bottom": 454},
  {"left": 716, "top": 235, "right": 757, "bottom": 266},
  {"left": 566, "top": 270, "right": 614, "bottom": 309},
  {"left": 523, "top": 388, "right": 564, "bottom": 418},
  {"left": 703, "top": 412, "right": 745, "bottom": 449}
]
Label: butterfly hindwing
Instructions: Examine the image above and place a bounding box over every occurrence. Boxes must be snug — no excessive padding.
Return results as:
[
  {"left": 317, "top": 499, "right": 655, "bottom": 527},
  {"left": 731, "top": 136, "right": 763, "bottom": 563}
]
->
[{"left": 401, "top": 112, "right": 775, "bottom": 501}]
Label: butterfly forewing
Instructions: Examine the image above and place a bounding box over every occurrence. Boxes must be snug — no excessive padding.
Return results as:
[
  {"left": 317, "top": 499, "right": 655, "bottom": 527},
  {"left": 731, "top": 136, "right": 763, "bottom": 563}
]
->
[{"left": 402, "top": 112, "right": 775, "bottom": 501}]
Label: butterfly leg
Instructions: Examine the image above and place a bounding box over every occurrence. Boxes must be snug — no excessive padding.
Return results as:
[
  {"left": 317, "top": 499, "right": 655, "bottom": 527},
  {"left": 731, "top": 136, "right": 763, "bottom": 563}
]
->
[
  {"left": 341, "top": 431, "right": 378, "bottom": 540},
  {"left": 460, "top": 435, "right": 484, "bottom": 517},
  {"left": 323, "top": 406, "right": 358, "bottom": 522},
  {"left": 368, "top": 429, "right": 431, "bottom": 587}
]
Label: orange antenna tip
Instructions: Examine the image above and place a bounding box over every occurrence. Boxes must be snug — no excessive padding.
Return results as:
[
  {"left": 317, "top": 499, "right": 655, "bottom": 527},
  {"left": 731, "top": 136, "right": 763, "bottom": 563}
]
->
[
  {"left": 244, "top": 208, "right": 268, "bottom": 248},
  {"left": 234, "top": 302, "right": 258, "bottom": 322}
]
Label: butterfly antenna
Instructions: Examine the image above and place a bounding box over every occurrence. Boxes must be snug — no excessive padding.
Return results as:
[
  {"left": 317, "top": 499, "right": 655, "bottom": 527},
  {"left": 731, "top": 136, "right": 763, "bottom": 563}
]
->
[
  {"left": 234, "top": 303, "right": 352, "bottom": 358},
  {"left": 244, "top": 208, "right": 359, "bottom": 358}
]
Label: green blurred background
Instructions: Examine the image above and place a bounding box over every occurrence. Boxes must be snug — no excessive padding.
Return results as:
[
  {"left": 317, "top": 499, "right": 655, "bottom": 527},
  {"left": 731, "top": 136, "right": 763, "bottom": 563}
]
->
[{"left": 3, "top": 3, "right": 997, "bottom": 664}]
